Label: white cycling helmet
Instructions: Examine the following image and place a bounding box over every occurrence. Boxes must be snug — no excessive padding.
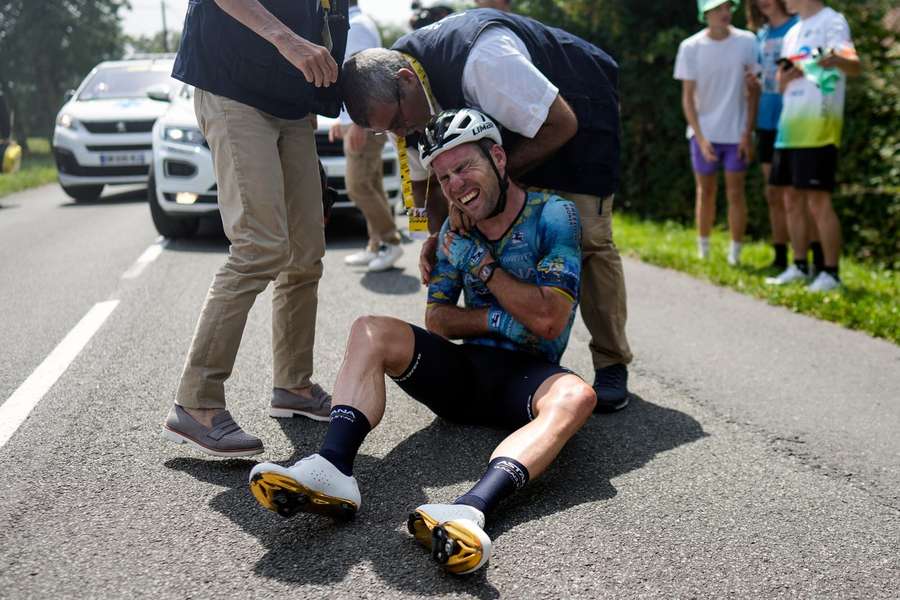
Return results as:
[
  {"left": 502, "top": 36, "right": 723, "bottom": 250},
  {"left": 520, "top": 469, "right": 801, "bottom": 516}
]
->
[{"left": 419, "top": 108, "right": 503, "bottom": 170}]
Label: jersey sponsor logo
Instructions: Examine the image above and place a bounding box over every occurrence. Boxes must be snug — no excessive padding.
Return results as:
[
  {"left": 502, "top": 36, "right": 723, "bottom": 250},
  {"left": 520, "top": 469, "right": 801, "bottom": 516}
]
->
[
  {"left": 511, "top": 230, "right": 525, "bottom": 244},
  {"left": 489, "top": 310, "right": 503, "bottom": 329}
]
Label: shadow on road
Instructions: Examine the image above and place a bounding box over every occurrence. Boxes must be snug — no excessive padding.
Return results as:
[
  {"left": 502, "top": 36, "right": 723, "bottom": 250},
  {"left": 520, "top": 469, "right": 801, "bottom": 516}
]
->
[
  {"left": 165, "top": 393, "right": 705, "bottom": 595},
  {"left": 58, "top": 187, "right": 147, "bottom": 206}
]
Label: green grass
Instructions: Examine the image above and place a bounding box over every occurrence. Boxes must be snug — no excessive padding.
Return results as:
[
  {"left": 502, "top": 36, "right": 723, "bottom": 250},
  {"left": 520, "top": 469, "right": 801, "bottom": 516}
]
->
[
  {"left": 0, "top": 138, "right": 58, "bottom": 198},
  {"left": 614, "top": 214, "right": 900, "bottom": 345}
]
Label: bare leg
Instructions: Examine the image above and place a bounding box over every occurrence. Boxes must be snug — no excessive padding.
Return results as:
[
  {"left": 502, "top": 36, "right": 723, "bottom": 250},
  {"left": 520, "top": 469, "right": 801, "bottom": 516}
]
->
[
  {"left": 490, "top": 374, "right": 596, "bottom": 479},
  {"left": 724, "top": 170, "right": 748, "bottom": 243},
  {"left": 329, "top": 316, "right": 416, "bottom": 428},
  {"left": 783, "top": 187, "right": 809, "bottom": 260},
  {"left": 694, "top": 172, "right": 718, "bottom": 238},
  {"left": 762, "top": 164, "right": 789, "bottom": 245},
  {"left": 806, "top": 191, "right": 842, "bottom": 266}
]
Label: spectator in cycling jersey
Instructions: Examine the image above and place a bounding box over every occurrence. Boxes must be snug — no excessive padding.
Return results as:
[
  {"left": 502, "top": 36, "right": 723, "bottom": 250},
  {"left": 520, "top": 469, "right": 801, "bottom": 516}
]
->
[{"left": 249, "top": 109, "right": 596, "bottom": 576}]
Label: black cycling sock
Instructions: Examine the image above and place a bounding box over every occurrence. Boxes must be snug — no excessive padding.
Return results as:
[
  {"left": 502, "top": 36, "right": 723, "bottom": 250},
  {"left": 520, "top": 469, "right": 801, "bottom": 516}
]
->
[
  {"left": 823, "top": 265, "right": 840, "bottom": 279},
  {"left": 318, "top": 405, "right": 371, "bottom": 476},
  {"left": 794, "top": 259, "right": 809, "bottom": 274},
  {"left": 773, "top": 243, "right": 788, "bottom": 269},
  {"left": 454, "top": 457, "right": 530, "bottom": 516},
  {"left": 810, "top": 241, "right": 825, "bottom": 272}
]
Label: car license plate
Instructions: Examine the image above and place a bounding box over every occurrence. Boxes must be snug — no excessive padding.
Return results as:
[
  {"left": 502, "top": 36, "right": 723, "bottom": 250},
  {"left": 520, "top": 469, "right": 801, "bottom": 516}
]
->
[{"left": 99, "top": 152, "right": 147, "bottom": 166}]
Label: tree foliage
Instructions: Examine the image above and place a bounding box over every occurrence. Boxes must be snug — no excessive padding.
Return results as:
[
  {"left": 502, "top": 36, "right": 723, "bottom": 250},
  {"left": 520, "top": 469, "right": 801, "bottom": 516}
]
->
[
  {"left": 513, "top": 0, "right": 899, "bottom": 267},
  {"left": 0, "top": 0, "right": 127, "bottom": 142}
]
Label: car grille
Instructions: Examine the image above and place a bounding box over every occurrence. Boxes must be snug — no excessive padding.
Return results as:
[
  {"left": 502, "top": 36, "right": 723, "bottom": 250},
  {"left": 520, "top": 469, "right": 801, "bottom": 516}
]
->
[
  {"left": 86, "top": 144, "right": 152, "bottom": 152},
  {"left": 54, "top": 147, "right": 149, "bottom": 177},
  {"left": 82, "top": 120, "right": 156, "bottom": 134}
]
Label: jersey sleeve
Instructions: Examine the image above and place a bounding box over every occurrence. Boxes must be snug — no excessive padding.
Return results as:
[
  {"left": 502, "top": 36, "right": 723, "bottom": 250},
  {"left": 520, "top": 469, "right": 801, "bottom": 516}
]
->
[
  {"left": 426, "top": 221, "right": 463, "bottom": 307},
  {"left": 825, "top": 13, "right": 856, "bottom": 56},
  {"left": 535, "top": 197, "right": 582, "bottom": 302},
  {"left": 673, "top": 39, "right": 695, "bottom": 81}
]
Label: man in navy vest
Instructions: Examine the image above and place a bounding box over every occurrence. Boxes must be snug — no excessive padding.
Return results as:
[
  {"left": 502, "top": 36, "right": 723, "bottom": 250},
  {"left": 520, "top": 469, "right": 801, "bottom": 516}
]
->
[
  {"left": 161, "top": 0, "right": 348, "bottom": 457},
  {"left": 342, "top": 8, "right": 633, "bottom": 411}
]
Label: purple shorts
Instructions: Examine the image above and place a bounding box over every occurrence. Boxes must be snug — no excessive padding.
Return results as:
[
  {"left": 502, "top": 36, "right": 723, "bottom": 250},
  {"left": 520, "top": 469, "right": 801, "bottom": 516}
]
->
[{"left": 690, "top": 137, "right": 747, "bottom": 176}]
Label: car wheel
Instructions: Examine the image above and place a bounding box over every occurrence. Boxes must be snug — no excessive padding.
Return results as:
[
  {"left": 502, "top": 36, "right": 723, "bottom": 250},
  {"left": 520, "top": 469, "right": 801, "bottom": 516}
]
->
[
  {"left": 62, "top": 184, "right": 103, "bottom": 203},
  {"left": 147, "top": 169, "right": 199, "bottom": 238}
]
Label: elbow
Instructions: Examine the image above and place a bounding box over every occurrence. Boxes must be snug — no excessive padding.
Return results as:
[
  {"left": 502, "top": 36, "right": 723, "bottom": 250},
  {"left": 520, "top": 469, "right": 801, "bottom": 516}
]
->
[{"left": 533, "top": 313, "right": 567, "bottom": 341}]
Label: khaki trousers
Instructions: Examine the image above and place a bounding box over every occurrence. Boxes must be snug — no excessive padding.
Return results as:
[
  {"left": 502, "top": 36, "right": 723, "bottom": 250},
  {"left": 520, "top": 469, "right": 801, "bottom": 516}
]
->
[
  {"left": 563, "top": 193, "right": 633, "bottom": 370},
  {"left": 176, "top": 90, "right": 325, "bottom": 409},
  {"left": 343, "top": 128, "right": 400, "bottom": 251}
]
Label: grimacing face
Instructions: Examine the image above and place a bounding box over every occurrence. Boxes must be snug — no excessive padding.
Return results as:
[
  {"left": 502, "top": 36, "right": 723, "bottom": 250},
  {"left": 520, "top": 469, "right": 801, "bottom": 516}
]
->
[{"left": 430, "top": 143, "right": 505, "bottom": 223}]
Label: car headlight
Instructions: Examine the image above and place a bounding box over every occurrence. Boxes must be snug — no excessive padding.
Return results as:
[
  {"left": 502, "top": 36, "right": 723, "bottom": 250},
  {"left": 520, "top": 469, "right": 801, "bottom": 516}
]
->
[
  {"left": 164, "top": 127, "right": 205, "bottom": 145},
  {"left": 56, "top": 113, "right": 78, "bottom": 129}
]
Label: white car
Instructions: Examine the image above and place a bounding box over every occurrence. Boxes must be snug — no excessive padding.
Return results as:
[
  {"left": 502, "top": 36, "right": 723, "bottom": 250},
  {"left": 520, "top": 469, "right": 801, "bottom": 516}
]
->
[
  {"left": 52, "top": 56, "right": 177, "bottom": 203},
  {"left": 148, "top": 84, "right": 402, "bottom": 238}
]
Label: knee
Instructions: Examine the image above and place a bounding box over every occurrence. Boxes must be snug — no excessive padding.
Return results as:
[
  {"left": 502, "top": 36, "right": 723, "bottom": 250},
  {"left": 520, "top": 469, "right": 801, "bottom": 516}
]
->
[
  {"left": 226, "top": 239, "right": 291, "bottom": 278},
  {"left": 545, "top": 380, "right": 597, "bottom": 427},
  {"left": 348, "top": 315, "right": 407, "bottom": 357}
]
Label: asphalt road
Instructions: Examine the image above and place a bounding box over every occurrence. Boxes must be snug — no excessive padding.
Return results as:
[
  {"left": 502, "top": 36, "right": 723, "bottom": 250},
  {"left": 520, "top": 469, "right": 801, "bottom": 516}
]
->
[{"left": 1, "top": 184, "right": 898, "bottom": 599}]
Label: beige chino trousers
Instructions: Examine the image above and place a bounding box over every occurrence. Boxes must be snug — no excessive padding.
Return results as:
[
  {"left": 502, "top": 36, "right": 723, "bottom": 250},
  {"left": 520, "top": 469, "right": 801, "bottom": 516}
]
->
[
  {"left": 559, "top": 193, "right": 633, "bottom": 370},
  {"left": 343, "top": 128, "right": 401, "bottom": 251},
  {"left": 176, "top": 90, "right": 325, "bottom": 409}
]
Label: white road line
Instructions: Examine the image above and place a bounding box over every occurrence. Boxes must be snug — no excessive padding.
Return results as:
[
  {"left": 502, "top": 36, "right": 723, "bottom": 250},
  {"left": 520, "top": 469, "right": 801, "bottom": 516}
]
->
[
  {"left": 121, "top": 238, "right": 167, "bottom": 280},
  {"left": 0, "top": 300, "right": 120, "bottom": 449}
]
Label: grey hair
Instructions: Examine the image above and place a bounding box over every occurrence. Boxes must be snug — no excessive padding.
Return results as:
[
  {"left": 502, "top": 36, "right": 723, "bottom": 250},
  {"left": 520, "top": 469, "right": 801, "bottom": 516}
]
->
[{"left": 342, "top": 48, "right": 411, "bottom": 127}]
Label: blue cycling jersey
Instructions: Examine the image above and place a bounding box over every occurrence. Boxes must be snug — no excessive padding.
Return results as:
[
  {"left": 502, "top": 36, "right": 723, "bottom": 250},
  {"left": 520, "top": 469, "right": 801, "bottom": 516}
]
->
[{"left": 427, "top": 190, "right": 582, "bottom": 364}]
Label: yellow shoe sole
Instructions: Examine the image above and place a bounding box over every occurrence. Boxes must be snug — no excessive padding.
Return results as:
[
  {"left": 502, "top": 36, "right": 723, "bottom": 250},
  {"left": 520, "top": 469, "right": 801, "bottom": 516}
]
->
[
  {"left": 408, "top": 510, "right": 488, "bottom": 575},
  {"left": 250, "top": 471, "right": 357, "bottom": 520}
]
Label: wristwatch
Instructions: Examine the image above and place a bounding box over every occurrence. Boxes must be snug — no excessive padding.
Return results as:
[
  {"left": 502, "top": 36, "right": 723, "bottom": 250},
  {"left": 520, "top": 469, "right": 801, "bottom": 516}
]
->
[{"left": 477, "top": 261, "right": 499, "bottom": 284}]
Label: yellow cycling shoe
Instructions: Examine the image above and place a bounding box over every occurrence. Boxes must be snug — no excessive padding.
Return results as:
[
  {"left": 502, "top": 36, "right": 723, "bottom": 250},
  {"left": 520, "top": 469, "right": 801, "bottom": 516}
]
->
[{"left": 407, "top": 503, "right": 491, "bottom": 575}]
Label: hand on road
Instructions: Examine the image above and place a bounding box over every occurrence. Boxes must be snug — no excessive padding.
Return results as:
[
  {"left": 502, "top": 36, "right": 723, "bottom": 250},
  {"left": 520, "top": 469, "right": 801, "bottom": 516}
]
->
[{"left": 278, "top": 35, "right": 338, "bottom": 87}]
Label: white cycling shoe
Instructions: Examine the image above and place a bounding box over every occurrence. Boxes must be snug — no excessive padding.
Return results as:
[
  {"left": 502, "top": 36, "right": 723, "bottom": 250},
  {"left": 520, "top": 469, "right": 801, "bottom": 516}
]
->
[
  {"left": 249, "top": 454, "right": 361, "bottom": 520},
  {"left": 408, "top": 503, "right": 491, "bottom": 575}
]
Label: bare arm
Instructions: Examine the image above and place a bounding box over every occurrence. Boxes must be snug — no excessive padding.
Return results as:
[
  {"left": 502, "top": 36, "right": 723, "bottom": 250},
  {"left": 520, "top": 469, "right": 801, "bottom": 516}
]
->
[
  {"left": 213, "top": 0, "right": 337, "bottom": 87},
  {"left": 505, "top": 94, "right": 578, "bottom": 179},
  {"left": 425, "top": 304, "right": 489, "bottom": 339},
  {"left": 740, "top": 71, "right": 760, "bottom": 161},
  {"left": 484, "top": 268, "right": 574, "bottom": 340},
  {"left": 818, "top": 52, "right": 862, "bottom": 77}
]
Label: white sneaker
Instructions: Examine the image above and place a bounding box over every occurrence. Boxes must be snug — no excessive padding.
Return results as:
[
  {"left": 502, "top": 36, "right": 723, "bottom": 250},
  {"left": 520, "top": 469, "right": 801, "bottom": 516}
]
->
[
  {"left": 344, "top": 249, "right": 377, "bottom": 266},
  {"left": 407, "top": 503, "right": 491, "bottom": 575},
  {"left": 808, "top": 271, "right": 841, "bottom": 292},
  {"left": 249, "top": 454, "right": 361, "bottom": 519},
  {"left": 697, "top": 237, "right": 710, "bottom": 260},
  {"left": 367, "top": 243, "right": 403, "bottom": 272},
  {"left": 727, "top": 241, "right": 743, "bottom": 266},
  {"left": 765, "top": 264, "right": 808, "bottom": 285}
]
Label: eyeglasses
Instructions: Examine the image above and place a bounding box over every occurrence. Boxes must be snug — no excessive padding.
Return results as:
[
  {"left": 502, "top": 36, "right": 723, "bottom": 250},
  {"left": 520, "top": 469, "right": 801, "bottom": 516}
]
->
[{"left": 372, "top": 84, "right": 408, "bottom": 137}]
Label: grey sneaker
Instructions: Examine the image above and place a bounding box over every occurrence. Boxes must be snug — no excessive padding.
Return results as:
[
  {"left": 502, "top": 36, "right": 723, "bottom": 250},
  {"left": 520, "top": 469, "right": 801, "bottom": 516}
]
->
[
  {"left": 270, "top": 384, "right": 331, "bottom": 421},
  {"left": 162, "top": 405, "right": 263, "bottom": 457}
]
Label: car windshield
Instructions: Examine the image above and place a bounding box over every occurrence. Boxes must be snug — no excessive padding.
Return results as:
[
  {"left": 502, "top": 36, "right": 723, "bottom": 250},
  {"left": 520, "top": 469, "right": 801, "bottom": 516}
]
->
[{"left": 78, "top": 65, "right": 175, "bottom": 101}]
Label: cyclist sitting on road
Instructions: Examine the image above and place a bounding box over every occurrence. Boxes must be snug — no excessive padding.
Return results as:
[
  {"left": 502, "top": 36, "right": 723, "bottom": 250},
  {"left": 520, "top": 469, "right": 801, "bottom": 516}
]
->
[{"left": 248, "top": 108, "right": 596, "bottom": 575}]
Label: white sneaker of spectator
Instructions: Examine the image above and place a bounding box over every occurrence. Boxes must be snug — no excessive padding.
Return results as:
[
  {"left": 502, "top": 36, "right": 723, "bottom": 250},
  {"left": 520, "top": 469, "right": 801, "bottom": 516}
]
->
[
  {"left": 807, "top": 271, "right": 841, "bottom": 292},
  {"left": 727, "top": 241, "right": 743, "bottom": 266},
  {"left": 345, "top": 249, "right": 378, "bottom": 267},
  {"left": 765, "top": 264, "right": 808, "bottom": 285},
  {"left": 368, "top": 243, "right": 403, "bottom": 272}
]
